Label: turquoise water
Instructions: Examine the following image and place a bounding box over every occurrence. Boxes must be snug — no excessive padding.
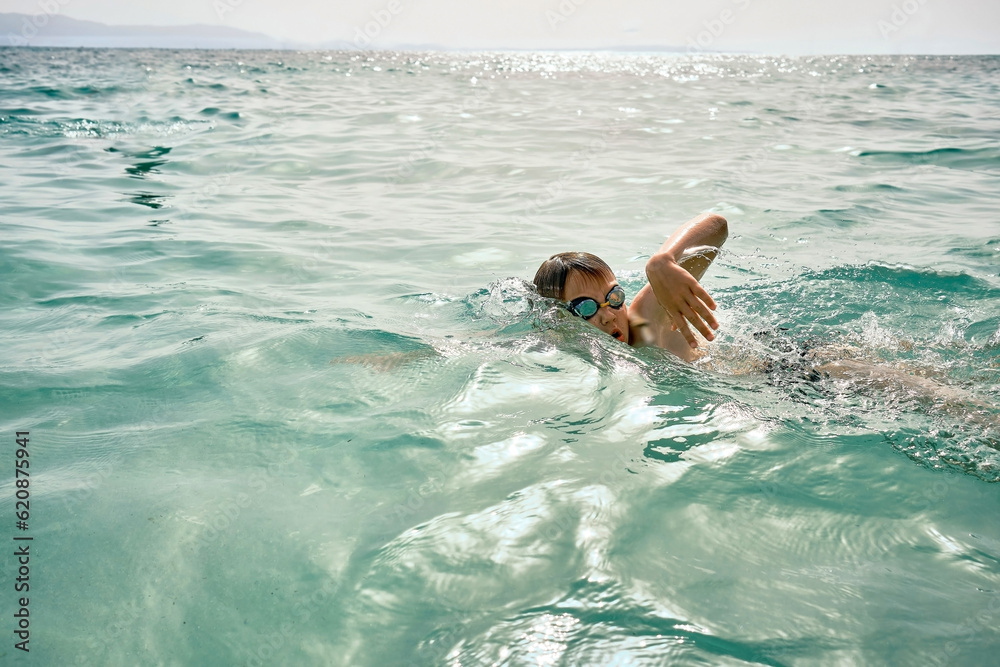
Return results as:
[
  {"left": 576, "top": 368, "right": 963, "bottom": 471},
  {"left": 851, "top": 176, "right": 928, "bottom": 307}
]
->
[{"left": 2, "top": 49, "right": 999, "bottom": 665}]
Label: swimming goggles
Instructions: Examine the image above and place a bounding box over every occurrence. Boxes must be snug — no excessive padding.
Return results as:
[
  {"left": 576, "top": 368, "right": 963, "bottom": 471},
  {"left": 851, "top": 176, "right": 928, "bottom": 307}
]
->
[{"left": 568, "top": 285, "right": 626, "bottom": 319}]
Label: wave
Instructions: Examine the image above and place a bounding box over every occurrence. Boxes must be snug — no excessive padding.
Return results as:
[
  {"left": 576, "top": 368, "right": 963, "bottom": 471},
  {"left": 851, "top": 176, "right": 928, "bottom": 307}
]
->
[
  {"left": 806, "top": 262, "right": 999, "bottom": 296},
  {"left": 0, "top": 115, "right": 212, "bottom": 138},
  {"left": 0, "top": 83, "right": 131, "bottom": 99},
  {"left": 855, "top": 146, "right": 1000, "bottom": 171}
]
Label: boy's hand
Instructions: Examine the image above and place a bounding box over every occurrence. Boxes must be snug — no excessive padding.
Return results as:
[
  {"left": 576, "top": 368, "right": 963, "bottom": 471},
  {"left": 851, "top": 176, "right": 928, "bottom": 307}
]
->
[{"left": 646, "top": 254, "right": 719, "bottom": 348}]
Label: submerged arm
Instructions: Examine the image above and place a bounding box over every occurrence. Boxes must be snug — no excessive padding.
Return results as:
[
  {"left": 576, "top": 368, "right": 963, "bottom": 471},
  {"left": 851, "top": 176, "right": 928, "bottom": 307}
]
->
[{"left": 645, "top": 213, "right": 729, "bottom": 348}]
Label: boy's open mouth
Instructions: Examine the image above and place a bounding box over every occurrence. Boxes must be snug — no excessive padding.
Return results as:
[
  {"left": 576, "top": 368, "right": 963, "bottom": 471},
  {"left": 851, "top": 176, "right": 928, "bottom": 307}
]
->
[{"left": 611, "top": 328, "right": 624, "bottom": 341}]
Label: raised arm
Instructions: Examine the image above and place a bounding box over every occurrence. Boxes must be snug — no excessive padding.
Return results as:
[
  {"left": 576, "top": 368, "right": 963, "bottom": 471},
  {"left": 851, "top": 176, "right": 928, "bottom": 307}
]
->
[{"left": 644, "top": 213, "right": 728, "bottom": 348}]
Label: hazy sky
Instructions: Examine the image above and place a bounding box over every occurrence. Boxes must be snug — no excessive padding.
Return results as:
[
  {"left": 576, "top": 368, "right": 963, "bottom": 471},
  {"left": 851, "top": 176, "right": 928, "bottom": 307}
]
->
[{"left": 1, "top": 0, "right": 997, "bottom": 53}]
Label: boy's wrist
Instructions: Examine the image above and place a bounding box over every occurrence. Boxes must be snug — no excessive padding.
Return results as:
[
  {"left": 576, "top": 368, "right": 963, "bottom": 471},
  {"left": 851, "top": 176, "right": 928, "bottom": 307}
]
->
[{"left": 646, "top": 251, "right": 679, "bottom": 276}]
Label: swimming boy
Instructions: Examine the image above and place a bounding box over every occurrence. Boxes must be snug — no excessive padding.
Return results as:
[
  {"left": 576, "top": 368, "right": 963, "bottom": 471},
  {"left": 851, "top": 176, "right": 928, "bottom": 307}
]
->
[
  {"left": 532, "top": 214, "right": 997, "bottom": 429},
  {"left": 532, "top": 213, "right": 729, "bottom": 361}
]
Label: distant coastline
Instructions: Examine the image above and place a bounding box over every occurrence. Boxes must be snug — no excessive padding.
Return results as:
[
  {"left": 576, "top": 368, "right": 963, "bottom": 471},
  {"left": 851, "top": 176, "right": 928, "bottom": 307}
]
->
[
  {"left": 0, "top": 12, "right": 696, "bottom": 52},
  {"left": 0, "top": 12, "right": 299, "bottom": 50},
  {"left": 4, "top": 11, "right": 991, "bottom": 54}
]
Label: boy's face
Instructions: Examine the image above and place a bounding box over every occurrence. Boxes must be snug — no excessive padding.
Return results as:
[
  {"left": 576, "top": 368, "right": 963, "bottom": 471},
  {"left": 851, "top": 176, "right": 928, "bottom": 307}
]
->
[{"left": 563, "top": 269, "right": 630, "bottom": 344}]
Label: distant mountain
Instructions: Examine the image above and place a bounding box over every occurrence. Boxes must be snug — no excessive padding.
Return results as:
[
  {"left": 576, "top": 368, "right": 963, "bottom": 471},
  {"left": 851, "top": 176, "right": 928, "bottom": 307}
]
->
[
  {"left": 0, "top": 12, "right": 298, "bottom": 49},
  {"left": 0, "top": 12, "right": 700, "bottom": 52}
]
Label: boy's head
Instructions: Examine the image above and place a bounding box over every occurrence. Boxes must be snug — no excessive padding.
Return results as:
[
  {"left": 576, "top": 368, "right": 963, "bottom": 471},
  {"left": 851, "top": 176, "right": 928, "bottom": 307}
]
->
[{"left": 533, "top": 252, "right": 630, "bottom": 343}]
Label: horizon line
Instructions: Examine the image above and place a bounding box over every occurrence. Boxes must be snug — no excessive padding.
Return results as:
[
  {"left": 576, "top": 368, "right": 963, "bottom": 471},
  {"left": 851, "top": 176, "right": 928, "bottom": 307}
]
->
[{"left": 1, "top": 45, "right": 998, "bottom": 57}]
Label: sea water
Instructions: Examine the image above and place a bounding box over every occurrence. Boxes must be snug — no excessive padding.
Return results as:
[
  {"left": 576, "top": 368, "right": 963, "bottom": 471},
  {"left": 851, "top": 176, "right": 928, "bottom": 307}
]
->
[{"left": 1, "top": 49, "right": 999, "bottom": 665}]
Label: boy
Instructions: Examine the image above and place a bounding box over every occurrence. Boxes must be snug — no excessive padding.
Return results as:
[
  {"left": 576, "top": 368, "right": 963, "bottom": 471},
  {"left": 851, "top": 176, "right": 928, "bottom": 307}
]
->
[{"left": 532, "top": 213, "right": 729, "bottom": 361}]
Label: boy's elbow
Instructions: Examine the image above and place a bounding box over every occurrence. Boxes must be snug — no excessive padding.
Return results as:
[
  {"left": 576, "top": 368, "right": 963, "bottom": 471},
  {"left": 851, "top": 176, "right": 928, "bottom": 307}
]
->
[{"left": 703, "top": 213, "right": 728, "bottom": 245}]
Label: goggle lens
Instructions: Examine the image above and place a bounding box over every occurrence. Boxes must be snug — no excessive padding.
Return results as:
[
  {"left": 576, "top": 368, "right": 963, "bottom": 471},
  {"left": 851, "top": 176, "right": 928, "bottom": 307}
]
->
[{"left": 569, "top": 285, "right": 625, "bottom": 319}]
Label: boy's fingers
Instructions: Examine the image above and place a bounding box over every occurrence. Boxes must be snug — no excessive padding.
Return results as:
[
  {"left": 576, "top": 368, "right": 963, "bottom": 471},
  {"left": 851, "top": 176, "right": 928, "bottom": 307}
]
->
[
  {"left": 693, "top": 284, "right": 717, "bottom": 310},
  {"left": 692, "top": 299, "right": 719, "bottom": 330},
  {"left": 675, "top": 319, "right": 697, "bottom": 349},
  {"left": 680, "top": 302, "right": 714, "bottom": 341}
]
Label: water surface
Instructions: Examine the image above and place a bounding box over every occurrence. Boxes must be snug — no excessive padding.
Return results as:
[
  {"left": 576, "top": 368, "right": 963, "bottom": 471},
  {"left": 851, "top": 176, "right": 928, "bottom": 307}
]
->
[{"left": 1, "top": 49, "right": 999, "bottom": 666}]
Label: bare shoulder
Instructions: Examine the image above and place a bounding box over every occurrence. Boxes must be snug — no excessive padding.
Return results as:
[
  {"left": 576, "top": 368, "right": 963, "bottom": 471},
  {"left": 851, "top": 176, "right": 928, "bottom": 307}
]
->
[
  {"left": 629, "top": 283, "right": 657, "bottom": 321},
  {"left": 628, "top": 283, "right": 667, "bottom": 340},
  {"left": 628, "top": 285, "right": 701, "bottom": 360}
]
